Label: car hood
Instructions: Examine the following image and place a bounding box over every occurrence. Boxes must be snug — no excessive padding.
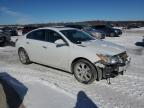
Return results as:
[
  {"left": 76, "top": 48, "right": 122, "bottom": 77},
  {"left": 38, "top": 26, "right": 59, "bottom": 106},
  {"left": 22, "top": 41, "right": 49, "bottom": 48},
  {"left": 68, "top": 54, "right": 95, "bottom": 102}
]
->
[{"left": 81, "top": 40, "right": 126, "bottom": 56}]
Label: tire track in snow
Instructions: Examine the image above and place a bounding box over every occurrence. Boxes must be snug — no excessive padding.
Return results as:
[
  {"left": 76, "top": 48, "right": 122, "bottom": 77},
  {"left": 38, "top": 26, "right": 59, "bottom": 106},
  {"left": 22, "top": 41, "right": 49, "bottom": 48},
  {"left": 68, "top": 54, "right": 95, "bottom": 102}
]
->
[{"left": 98, "top": 74, "right": 144, "bottom": 100}]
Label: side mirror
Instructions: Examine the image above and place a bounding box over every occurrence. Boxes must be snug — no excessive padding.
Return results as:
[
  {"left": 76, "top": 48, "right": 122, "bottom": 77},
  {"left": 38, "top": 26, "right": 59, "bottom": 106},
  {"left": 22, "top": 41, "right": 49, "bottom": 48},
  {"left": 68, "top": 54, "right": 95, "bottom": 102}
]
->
[{"left": 55, "top": 39, "right": 67, "bottom": 47}]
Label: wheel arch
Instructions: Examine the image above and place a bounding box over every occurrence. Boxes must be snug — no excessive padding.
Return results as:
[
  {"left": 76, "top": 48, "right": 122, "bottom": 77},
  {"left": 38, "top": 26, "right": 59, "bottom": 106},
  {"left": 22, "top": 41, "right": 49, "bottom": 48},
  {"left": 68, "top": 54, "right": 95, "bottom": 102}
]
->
[
  {"left": 71, "top": 57, "right": 95, "bottom": 73},
  {"left": 18, "top": 47, "right": 25, "bottom": 53},
  {"left": 71, "top": 57, "right": 102, "bottom": 81}
]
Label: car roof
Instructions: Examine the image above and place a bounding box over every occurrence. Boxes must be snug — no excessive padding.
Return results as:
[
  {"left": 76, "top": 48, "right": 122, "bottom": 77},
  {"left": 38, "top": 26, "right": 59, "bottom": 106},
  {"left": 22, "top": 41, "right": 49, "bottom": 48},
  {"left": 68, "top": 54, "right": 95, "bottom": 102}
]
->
[{"left": 38, "top": 27, "right": 77, "bottom": 31}]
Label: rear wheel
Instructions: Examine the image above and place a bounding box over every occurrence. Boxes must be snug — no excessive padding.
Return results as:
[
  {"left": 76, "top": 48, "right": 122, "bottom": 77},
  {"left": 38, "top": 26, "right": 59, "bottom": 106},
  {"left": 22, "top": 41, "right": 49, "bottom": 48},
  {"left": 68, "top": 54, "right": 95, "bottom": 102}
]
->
[
  {"left": 18, "top": 48, "right": 31, "bottom": 64},
  {"left": 72, "top": 59, "right": 97, "bottom": 84}
]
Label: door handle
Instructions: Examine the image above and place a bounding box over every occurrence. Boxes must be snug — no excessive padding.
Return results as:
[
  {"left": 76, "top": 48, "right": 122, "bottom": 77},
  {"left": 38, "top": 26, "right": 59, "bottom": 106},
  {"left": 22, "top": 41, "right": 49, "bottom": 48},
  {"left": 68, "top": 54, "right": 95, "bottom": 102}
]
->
[{"left": 42, "top": 46, "right": 47, "bottom": 49}]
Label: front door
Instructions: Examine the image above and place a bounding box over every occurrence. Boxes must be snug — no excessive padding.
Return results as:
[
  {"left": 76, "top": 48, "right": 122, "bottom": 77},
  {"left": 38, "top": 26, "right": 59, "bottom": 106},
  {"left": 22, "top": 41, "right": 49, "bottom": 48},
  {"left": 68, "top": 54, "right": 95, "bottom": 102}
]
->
[{"left": 42, "top": 30, "right": 70, "bottom": 70}]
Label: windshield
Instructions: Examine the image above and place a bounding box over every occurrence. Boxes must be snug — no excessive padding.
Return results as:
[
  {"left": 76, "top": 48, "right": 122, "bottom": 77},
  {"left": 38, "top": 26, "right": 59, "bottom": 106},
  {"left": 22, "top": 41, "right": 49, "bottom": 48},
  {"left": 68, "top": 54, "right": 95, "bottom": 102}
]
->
[{"left": 60, "top": 29, "right": 95, "bottom": 44}]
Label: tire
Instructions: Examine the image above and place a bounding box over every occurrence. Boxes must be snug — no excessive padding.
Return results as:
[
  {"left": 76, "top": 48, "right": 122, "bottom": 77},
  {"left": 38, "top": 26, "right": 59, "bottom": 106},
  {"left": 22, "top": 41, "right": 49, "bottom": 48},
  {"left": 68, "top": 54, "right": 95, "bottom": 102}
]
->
[
  {"left": 96, "top": 67, "right": 103, "bottom": 81},
  {"left": 110, "top": 32, "right": 116, "bottom": 37},
  {"left": 18, "top": 48, "right": 31, "bottom": 64},
  {"left": 72, "top": 59, "right": 97, "bottom": 84},
  {"left": 0, "top": 37, "right": 6, "bottom": 46}
]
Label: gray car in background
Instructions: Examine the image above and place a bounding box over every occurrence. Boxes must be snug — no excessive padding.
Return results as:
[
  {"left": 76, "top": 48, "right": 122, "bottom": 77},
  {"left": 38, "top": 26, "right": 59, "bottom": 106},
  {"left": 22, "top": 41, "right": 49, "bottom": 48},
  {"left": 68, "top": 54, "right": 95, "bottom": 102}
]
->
[
  {"left": 82, "top": 27, "right": 106, "bottom": 39},
  {"left": 65, "top": 24, "right": 106, "bottom": 39}
]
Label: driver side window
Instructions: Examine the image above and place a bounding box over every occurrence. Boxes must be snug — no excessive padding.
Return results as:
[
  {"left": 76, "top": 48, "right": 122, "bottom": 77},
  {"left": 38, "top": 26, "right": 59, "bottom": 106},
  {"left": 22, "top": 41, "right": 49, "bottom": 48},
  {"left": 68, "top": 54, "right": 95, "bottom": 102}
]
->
[{"left": 45, "top": 30, "right": 64, "bottom": 43}]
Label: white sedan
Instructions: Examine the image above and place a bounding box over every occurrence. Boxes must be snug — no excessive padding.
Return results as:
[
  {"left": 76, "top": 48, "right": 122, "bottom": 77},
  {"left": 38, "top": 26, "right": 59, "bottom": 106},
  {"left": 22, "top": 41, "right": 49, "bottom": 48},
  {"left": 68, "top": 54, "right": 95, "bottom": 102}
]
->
[{"left": 16, "top": 27, "right": 130, "bottom": 84}]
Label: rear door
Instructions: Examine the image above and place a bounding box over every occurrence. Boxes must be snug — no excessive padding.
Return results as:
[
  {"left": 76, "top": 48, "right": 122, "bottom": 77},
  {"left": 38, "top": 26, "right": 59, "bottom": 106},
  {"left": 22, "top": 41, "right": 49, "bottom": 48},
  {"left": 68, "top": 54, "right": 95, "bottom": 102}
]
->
[{"left": 25, "top": 29, "right": 47, "bottom": 63}]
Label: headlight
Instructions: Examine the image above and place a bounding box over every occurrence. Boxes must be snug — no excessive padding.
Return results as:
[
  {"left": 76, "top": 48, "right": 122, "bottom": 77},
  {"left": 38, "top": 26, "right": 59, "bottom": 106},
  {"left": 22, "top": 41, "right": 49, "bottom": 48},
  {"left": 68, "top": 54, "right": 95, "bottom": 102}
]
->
[
  {"left": 110, "top": 56, "right": 119, "bottom": 64},
  {"left": 97, "top": 54, "right": 119, "bottom": 64}
]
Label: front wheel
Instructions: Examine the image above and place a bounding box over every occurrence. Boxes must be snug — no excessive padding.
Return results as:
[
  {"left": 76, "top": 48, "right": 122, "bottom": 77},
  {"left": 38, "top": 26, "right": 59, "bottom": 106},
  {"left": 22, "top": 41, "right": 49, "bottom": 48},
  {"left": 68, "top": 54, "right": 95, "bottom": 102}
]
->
[
  {"left": 18, "top": 48, "right": 31, "bottom": 64},
  {"left": 73, "top": 59, "right": 97, "bottom": 84}
]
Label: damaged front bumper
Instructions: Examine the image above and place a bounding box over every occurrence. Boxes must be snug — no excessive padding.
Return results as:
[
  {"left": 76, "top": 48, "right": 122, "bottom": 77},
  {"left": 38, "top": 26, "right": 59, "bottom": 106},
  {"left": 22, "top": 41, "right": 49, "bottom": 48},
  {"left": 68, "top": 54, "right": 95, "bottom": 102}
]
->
[{"left": 94, "top": 56, "right": 131, "bottom": 77}]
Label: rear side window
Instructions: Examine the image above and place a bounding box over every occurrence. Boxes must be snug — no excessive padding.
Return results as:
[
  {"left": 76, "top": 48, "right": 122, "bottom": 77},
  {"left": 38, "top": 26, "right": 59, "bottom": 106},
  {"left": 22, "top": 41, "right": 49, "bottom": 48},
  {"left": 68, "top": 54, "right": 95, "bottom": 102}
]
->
[{"left": 27, "top": 30, "right": 45, "bottom": 41}]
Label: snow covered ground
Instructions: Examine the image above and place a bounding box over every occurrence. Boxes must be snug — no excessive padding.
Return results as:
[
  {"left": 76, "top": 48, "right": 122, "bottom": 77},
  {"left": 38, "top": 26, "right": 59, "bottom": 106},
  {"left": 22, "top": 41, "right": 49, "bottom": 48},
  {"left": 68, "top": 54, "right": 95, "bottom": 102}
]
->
[
  {"left": 0, "top": 29, "right": 144, "bottom": 108},
  {"left": 124, "top": 27, "right": 144, "bottom": 34}
]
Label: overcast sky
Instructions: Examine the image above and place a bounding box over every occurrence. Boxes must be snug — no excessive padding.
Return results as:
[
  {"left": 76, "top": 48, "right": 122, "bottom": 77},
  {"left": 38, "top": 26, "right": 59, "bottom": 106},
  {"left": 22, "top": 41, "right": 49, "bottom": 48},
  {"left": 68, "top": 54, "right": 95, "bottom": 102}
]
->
[{"left": 0, "top": 0, "right": 144, "bottom": 24}]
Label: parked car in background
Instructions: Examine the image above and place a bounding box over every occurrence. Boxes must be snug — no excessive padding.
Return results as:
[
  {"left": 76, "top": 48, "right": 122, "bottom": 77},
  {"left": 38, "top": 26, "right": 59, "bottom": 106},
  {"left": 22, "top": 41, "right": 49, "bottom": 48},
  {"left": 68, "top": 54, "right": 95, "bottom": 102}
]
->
[
  {"left": 2, "top": 27, "right": 18, "bottom": 36},
  {"left": 126, "top": 25, "right": 140, "bottom": 29},
  {"left": 92, "top": 25, "right": 122, "bottom": 37},
  {"left": 83, "top": 27, "right": 106, "bottom": 39},
  {"left": 65, "top": 24, "right": 84, "bottom": 30},
  {"left": 0, "top": 28, "right": 11, "bottom": 46},
  {"left": 22, "top": 26, "right": 38, "bottom": 35},
  {"left": 10, "top": 28, "right": 18, "bottom": 36},
  {"left": 65, "top": 24, "right": 106, "bottom": 39},
  {"left": 16, "top": 27, "right": 130, "bottom": 84}
]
